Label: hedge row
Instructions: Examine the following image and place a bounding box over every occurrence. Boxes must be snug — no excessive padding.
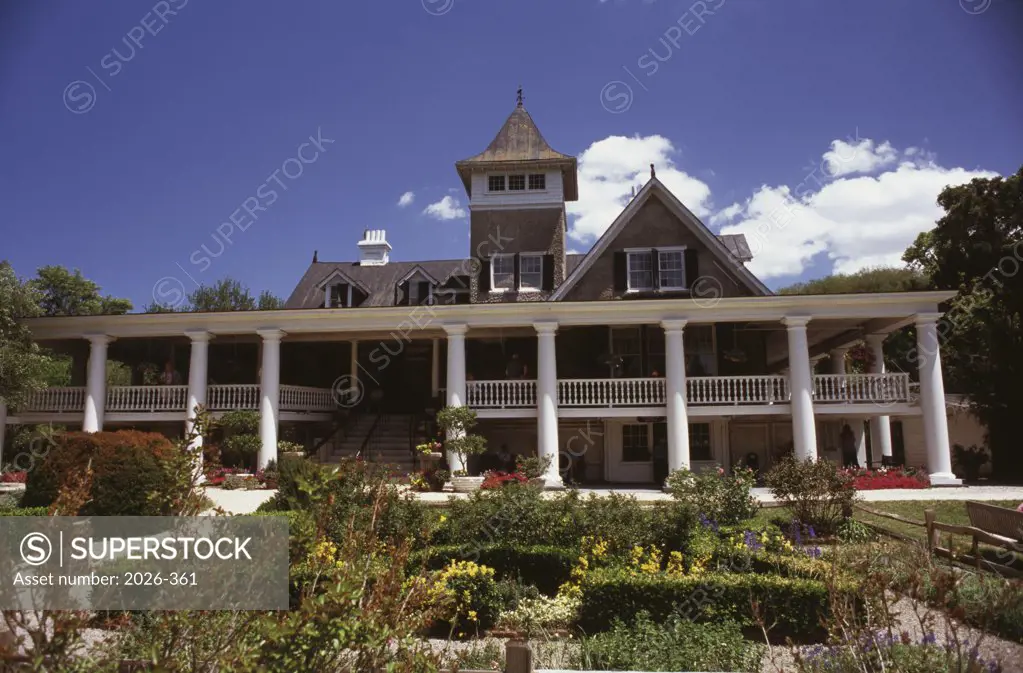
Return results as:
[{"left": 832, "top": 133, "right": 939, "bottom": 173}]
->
[
  {"left": 411, "top": 544, "right": 577, "bottom": 596},
  {"left": 0, "top": 506, "right": 49, "bottom": 517},
  {"left": 577, "top": 569, "right": 857, "bottom": 639}
]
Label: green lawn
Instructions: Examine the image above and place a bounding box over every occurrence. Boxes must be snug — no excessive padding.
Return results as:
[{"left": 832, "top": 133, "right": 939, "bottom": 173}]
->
[{"left": 853, "top": 499, "right": 1019, "bottom": 543}]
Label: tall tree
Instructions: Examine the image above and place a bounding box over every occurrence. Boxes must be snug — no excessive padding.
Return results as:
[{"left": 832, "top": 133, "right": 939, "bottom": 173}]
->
[
  {"left": 257, "top": 290, "right": 286, "bottom": 311},
  {"left": 903, "top": 166, "right": 1023, "bottom": 477},
  {"left": 0, "top": 262, "right": 55, "bottom": 404},
  {"left": 30, "top": 266, "right": 132, "bottom": 316},
  {"left": 187, "top": 278, "right": 257, "bottom": 312}
]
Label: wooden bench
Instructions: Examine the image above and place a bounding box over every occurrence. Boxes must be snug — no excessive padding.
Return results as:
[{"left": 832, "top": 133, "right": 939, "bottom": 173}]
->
[
  {"left": 924, "top": 502, "right": 1023, "bottom": 577},
  {"left": 966, "top": 500, "right": 1023, "bottom": 543}
]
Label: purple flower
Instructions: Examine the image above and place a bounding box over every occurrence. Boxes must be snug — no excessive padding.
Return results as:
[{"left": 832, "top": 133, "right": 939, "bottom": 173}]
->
[{"left": 921, "top": 632, "right": 937, "bottom": 645}]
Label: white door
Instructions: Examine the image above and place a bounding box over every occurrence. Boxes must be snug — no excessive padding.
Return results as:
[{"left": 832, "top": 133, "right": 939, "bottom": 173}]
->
[{"left": 606, "top": 421, "right": 654, "bottom": 483}]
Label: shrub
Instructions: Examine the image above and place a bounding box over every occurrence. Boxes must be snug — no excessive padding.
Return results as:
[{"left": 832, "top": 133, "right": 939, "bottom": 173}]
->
[
  {"left": 576, "top": 612, "right": 764, "bottom": 672},
  {"left": 434, "top": 483, "right": 580, "bottom": 548},
  {"left": 0, "top": 506, "right": 49, "bottom": 516},
  {"left": 515, "top": 454, "right": 552, "bottom": 480},
  {"left": 576, "top": 568, "right": 851, "bottom": 638},
  {"left": 480, "top": 470, "right": 528, "bottom": 489},
  {"left": 434, "top": 560, "right": 502, "bottom": 635},
  {"left": 264, "top": 454, "right": 324, "bottom": 511},
  {"left": 498, "top": 592, "right": 580, "bottom": 634},
  {"left": 766, "top": 456, "right": 857, "bottom": 535},
  {"left": 665, "top": 465, "right": 760, "bottom": 525},
  {"left": 414, "top": 544, "right": 577, "bottom": 596},
  {"left": 23, "top": 430, "right": 178, "bottom": 516},
  {"left": 252, "top": 509, "right": 315, "bottom": 567}
]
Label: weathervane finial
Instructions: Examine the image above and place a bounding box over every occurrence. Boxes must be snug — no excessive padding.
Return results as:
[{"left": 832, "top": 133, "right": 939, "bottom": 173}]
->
[{"left": 516, "top": 85, "right": 523, "bottom": 107}]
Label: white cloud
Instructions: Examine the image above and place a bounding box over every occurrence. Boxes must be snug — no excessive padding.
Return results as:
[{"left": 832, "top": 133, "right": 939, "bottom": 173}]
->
[
  {"left": 422, "top": 195, "right": 467, "bottom": 221},
  {"left": 717, "top": 151, "right": 997, "bottom": 280},
  {"left": 397, "top": 191, "right": 415, "bottom": 208},
  {"left": 567, "top": 134, "right": 711, "bottom": 243},
  {"left": 821, "top": 138, "right": 899, "bottom": 177}
]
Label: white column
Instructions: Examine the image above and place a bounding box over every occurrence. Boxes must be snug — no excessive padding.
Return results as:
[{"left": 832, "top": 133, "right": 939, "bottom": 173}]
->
[
  {"left": 915, "top": 314, "right": 960, "bottom": 485},
  {"left": 865, "top": 334, "right": 894, "bottom": 463},
  {"left": 82, "top": 334, "right": 112, "bottom": 433},
  {"left": 444, "top": 324, "right": 468, "bottom": 474},
  {"left": 535, "top": 321, "right": 563, "bottom": 488},
  {"left": 662, "top": 319, "right": 690, "bottom": 473},
  {"left": 852, "top": 418, "right": 867, "bottom": 467},
  {"left": 783, "top": 317, "right": 817, "bottom": 461},
  {"left": 350, "top": 339, "right": 359, "bottom": 384},
  {"left": 829, "top": 347, "right": 848, "bottom": 375},
  {"left": 431, "top": 337, "right": 440, "bottom": 397},
  {"left": 258, "top": 329, "right": 284, "bottom": 469},
  {"left": 185, "top": 331, "right": 211, "bottom": 478}
]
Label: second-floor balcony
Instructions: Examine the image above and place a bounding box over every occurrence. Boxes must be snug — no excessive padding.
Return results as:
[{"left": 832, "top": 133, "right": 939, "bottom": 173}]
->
[
  {"left": 462, "top": 372, "right": 911, "bottom": 409},
  {"left": 16, "top": 384, "right": 336, "bottom": 415}
]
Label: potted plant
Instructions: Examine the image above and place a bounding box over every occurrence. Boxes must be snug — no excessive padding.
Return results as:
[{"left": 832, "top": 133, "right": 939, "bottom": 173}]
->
[
  {"left": 415, "top": 439, "right": 444, "bottom": 463},
  {"left": 435, "top": 406, "right": 488, "bottom": 492},
  {"left": 515, "top": 454, "right": 553, "bottom": 487},
  {"left": 278, "top": 440, "right": 305, "bottom": 460}
]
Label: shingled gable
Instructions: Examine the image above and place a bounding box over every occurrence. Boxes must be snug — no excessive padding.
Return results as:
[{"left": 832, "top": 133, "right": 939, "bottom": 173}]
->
[
  {"left": 455, "top": 102, "right": 579, "bottom": 200},
  {"left": 550, "top": 178, "right": 772, "bottom": 300}
]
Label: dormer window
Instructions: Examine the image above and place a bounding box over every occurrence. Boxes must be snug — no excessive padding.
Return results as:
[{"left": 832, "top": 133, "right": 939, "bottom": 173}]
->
[
  {"left": 508, "top": 174, "right": 526, "bottom": 191},
  {"left": 528, "top": 174, "right": 546, "bottom": 190},
  {"left": 488, "top": 175, "right": 506, "bottom": 192},
  {"left": 327, "top": 283, "right": 353, "bottom": 308},
  {"left": 625, "top": 246, "right": 688, "bottom": 291}
]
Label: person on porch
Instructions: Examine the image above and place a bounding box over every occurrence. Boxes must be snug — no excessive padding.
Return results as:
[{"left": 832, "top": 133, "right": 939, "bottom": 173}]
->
[{"left": 505, "top": 353, "right": 526, "bottom": 379}]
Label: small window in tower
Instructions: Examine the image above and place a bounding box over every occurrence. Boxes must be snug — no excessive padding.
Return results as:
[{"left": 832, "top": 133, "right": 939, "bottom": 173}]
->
[
  {"left": 508, "top": 174, "right": 526, "bottom": 191},
  {"left": 520, "top": 254, "right": 542, "bottom": 290},
  {"left": 488, "top": 175, "right": 506, "bottom": 192},
  {"left": 492, "top": 254, "right": 515, "bottom": 291},
  {"left": 528, "top": 174, "right": 546, "bottom": 190}
]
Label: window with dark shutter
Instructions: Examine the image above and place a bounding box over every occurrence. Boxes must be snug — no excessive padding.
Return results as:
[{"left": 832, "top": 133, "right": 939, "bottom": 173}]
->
[
  {"left": 684, "top": 249, "right": 699, "bottom": 288},
  {"left": 542, "top": 254, "right": 554, "bottom": 290},
  {"left": 479, "top": 259, "right": 491, "bottom": 292},
  {"left": 613, "top": 252, "right": 628, "bottom": 293}
]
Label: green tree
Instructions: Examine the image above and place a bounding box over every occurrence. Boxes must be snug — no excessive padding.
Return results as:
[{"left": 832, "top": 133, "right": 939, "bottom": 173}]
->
[
  {"left": 257, "top": 290, "right": 285, "bottom": 311},
  {"left": 903, "top": 166, "right": 1023, "bottom": 477},
  {"left": 0, "top": 262, "right": 55, "bottom": 405},
  {"left": 30, "top": 265, "right": 132, "bottom": 316}
]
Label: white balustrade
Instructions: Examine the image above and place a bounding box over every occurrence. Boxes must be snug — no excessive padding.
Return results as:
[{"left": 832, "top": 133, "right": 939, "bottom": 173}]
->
[
  {"left": 280, "top": 385, "right": 336, "bottom": 411},
  {"left": 813, "top": 373, "right": 911, "bottom": 404},
  {"left": 558, "top": 378, "right": 666, "bottom": 407},
  {"left": 106, "top": 385, "right": 188, "bottom": 412},
  {"left": 20, "top": 387, "right": 87, "bottom": 412},
  {"left": 466, "top": 380, "right": 537, "bottom": 408},
  {"left": 207, "top": 384, "right": 260, "bottom": 410},
  {"left": 687, "top": 376, "right": 789, "bottom": 405}
]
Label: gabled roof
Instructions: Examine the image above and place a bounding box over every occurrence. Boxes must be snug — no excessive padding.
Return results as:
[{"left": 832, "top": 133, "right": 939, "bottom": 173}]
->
[
  {"left": 455, "top": 103, "right": 578, "bottom": 200},
  {"left": 286, "top": 259, "right": 470, "bottom": 309},
  {"left": 551, "top": 178, "right": 772, "bottom": 300}
]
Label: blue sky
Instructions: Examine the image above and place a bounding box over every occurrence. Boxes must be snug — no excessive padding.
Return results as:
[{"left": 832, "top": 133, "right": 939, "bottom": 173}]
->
[{"left": 1, "top": 0, "right": 1020, "bottom": 310}]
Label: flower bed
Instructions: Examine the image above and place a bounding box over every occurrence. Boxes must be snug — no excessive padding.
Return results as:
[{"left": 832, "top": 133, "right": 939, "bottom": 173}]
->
[
  {"left": 204, "top": 466, "right": 275, "bottom": 490},
  {"left": 844, "top": 466, "right": 930, "bottom": 490},
  {"left": 480, "top": 470, "right": 528, "bottom": 489},
  {"left": 0, "top": 470, "right": 27, "bottom": 484}
]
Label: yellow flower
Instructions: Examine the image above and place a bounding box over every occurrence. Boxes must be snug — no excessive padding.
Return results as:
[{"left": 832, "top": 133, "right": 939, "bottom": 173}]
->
[
  {"left": 438, "top": 515, "right": 448, "bottom": 524},
  {"left": 468, "top": 610, "right": 478, "bottom": 621}
]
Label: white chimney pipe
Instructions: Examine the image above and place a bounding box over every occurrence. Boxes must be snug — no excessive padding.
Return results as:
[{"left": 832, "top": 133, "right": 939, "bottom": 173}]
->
[{"left": 357, "top": 229, "right": 391, "bottom": 266}]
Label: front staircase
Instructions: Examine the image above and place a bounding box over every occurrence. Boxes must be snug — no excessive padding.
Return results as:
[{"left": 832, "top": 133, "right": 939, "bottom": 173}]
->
[{"left": 326, "top": 413, "right": 417, "bottom": 473}]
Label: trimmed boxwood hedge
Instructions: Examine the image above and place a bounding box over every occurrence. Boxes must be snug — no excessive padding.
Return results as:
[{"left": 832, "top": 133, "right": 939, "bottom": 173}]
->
[
  {"left": 411, "top": 544, "right": 576, "bottom": 595},
  {"left": 577, "top": 569, "right": 856, "bottom": 639},
  {"left": 0, "top": 506, "right": 49, "bottom": 516}
]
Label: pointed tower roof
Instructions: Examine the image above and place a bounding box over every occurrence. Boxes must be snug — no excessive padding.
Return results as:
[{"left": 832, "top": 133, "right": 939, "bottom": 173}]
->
[{"left": 456, "top": 98, "right": 578, "bottom": 200}]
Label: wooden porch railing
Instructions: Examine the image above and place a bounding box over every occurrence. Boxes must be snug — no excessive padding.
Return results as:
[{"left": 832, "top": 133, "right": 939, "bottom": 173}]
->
[
  {"left": 687, "top": 375, "right": 789, "bottom": 405},
  {"left": 466, "top": 380, "right": 536, "bottom": 408},
  {"left": 106, "top": 385, "right": 188, "bottom": 412},
  {"left": 279, "top": 385, "right": 336, "bottom": 411},
  {"left": 18, "top": 387, "right": 86, "bottom": 413},
  {"left": 813, "top": 372, "right": 911, "bottom": 404},
  {"left": 559, "top": 378, "right": 666, "bottom": 407},
  {"left": 207, "top": 384, "right": 260, "bottom": 411}
]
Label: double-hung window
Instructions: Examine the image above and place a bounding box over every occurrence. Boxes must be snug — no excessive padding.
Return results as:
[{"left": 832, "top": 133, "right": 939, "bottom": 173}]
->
[
  {"left": 519, "top": 254, "right": 542, "bottom": 291},
  {"left": 658, "top": 249, "right": 685, "bottom": 289},
  {"left": 528, "top": 173, "right": 546, "bottom": 190},
  {"left": 491, "top": 254, "right": 515, "bottom": 291},
  {"left": 508, "top": 174, "right": 526, "bottom": 191},
  {"left": 626, "top": 250, "right": 654, "bottom": 291},
  {"left": 488, "top": 175, "right": 506, "bottom": 192}
]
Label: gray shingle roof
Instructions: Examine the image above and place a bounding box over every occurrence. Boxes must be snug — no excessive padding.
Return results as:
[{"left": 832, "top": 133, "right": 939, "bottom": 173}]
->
[
  {"left": 455, "top": 103, "right": 578, "bottom": 200},
  {"left": 285, "top": 259, "right": 472, "bottom": 309},
  {"left": 718, "top": 234, "right": 753, "bottom": 263}
]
